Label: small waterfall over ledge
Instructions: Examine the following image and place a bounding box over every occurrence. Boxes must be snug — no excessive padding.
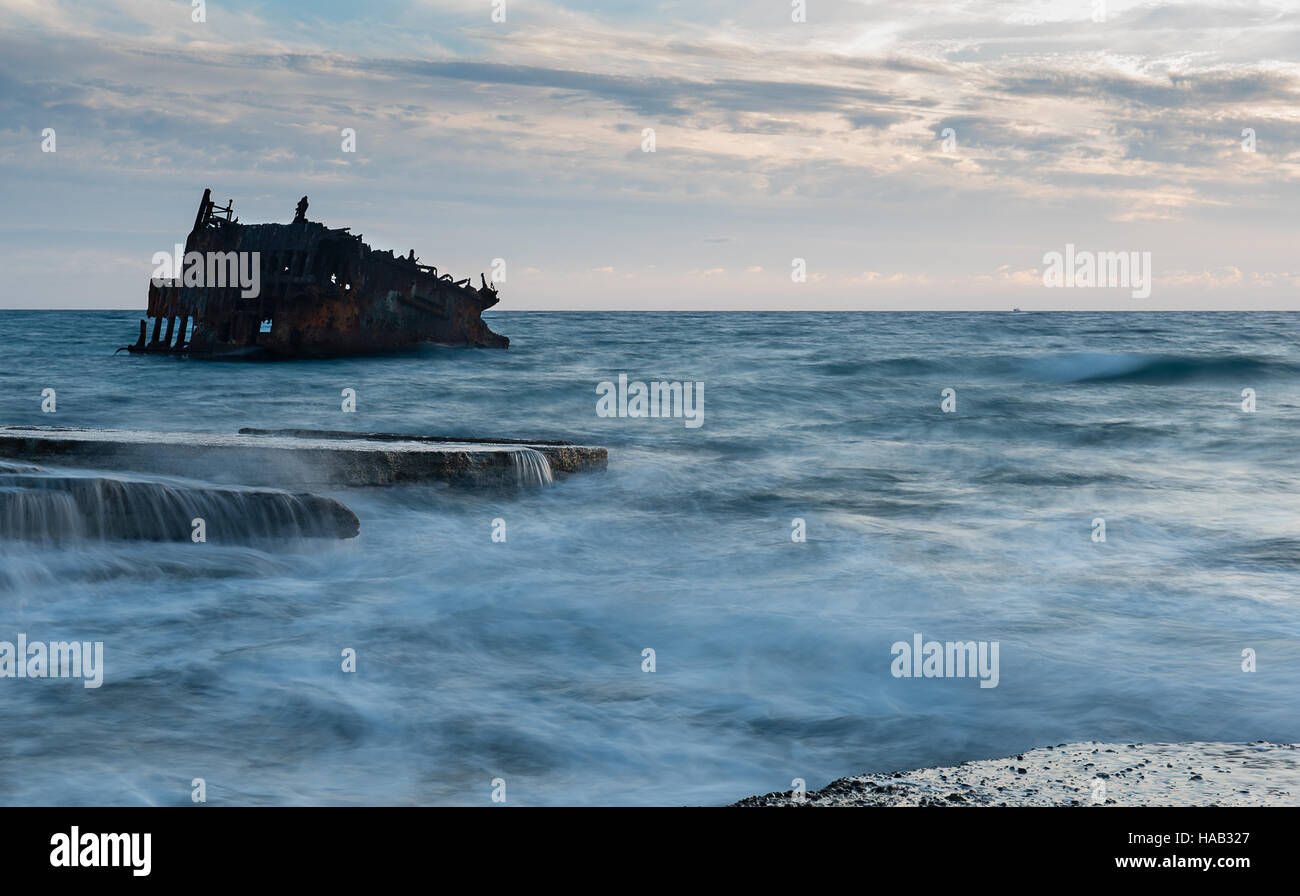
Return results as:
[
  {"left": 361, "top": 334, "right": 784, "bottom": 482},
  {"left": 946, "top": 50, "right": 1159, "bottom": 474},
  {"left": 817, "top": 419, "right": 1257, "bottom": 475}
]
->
[
  {"left": 0, "top": 466, "right": 359, "bottom": 542},
  {"left": 506, "top": 447, "right": 554, "bottom": 488},
  {"left": 0, "top": 488, "right": 86, "bottom": 541}
]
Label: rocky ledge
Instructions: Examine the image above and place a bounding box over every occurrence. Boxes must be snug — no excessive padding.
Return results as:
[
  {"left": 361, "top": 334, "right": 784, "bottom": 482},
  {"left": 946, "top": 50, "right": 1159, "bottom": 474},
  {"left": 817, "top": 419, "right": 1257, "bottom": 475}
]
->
[
  {"left": 237, "top": 427, "right": 608, "bottom": 476},
  {"left": 0, "top": 461, "right": 359, "bottom": 541},
  {"left": 0, "top": 425, "right": 606, "bottom": 488}
]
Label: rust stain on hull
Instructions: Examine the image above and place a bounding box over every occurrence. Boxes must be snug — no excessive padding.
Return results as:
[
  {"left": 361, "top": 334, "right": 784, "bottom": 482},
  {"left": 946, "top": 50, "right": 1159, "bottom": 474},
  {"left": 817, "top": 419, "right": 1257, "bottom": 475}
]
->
[{"left": 125, "top": 189, "right": 508, "bottom": 357}]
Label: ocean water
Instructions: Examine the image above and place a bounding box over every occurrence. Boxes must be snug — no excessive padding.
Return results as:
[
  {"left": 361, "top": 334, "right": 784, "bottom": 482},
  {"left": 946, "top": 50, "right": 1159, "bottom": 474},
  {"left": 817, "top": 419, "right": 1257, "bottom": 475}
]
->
[{"left": 1, "top": 310, "right": 1298, "bottom": 806}]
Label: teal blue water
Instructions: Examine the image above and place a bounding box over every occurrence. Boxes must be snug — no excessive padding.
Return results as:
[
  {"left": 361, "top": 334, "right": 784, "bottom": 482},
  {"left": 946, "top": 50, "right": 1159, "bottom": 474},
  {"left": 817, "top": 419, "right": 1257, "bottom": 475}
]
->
[{"left": 1, "top": 310, "right": 1297, "bottom": 805}]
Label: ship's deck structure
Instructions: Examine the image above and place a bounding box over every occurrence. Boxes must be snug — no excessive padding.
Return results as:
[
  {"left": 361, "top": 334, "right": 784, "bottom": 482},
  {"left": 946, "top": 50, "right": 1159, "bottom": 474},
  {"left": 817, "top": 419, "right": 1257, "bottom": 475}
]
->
[{"left": 127, "top": 189, "right": 508, "bottom": 357}]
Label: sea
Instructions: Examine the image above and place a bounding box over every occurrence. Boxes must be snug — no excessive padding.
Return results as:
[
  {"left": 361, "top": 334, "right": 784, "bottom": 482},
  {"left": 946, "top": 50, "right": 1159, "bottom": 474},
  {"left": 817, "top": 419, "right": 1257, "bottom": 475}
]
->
[{"left": 1, "top": 310, "right": 1298, "bottom": 805}]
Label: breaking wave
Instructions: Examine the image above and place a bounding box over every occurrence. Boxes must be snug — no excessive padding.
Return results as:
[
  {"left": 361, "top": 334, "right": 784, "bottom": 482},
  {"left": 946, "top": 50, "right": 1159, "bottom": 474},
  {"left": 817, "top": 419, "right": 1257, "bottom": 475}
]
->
[{"left": 1025, "top": 353, "right": 1297, "bottom": 384}]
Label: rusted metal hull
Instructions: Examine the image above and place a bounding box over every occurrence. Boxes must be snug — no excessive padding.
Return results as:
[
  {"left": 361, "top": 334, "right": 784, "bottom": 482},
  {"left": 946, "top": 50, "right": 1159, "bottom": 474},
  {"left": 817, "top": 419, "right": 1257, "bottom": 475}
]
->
[{"left": 126, "top": 189, "right": 508, "bottom": 358}]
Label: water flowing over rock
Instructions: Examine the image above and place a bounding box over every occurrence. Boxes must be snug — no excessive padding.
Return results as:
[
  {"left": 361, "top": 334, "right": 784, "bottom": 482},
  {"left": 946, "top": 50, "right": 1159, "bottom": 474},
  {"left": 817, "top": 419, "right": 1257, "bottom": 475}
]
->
[
  {"left": 237, "top": 427, "right": 607, "bottom": 477},
  {"left": 0, "top": 466, "right": 359, "bottom": 542},
  {"left": 506, "top": 446, "right": 554, "bottom": 488},
  {"left": 0, "top": 426, "right": 603, "bottom": 489}
]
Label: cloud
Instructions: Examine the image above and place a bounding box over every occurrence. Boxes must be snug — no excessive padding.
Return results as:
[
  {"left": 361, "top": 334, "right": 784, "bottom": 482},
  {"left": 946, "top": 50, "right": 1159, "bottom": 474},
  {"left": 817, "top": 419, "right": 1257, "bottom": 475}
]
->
[{"left": 1, "top": 0, "right": 1298, "bottom": 309}]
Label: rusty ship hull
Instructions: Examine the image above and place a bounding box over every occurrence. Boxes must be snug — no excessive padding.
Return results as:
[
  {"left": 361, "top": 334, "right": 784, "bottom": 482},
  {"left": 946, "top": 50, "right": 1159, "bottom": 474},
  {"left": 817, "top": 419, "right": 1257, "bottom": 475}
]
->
[{"left": 127, "top": 189, "right": 507, "bottom": 357}]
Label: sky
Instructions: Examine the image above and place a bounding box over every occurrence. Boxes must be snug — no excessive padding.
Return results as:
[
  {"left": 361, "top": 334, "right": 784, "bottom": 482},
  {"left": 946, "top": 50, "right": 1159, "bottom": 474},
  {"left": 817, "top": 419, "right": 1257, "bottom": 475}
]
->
[{"left": 0, "top": 0, "right": 1297, "bottom": 310}]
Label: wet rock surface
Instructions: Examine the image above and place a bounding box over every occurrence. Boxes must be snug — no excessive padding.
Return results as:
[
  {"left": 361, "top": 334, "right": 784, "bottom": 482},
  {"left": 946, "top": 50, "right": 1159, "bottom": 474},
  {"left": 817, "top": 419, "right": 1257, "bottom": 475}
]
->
[
  {"left": 237, "top": 427, "right": 609, "bottom": 475},
  {"left": 0, "top": 462, "right": 359, "bottom": 541},
  {"left": 733, "top": 742, "right": 1300, "bottom": 806},
  {"left": 0, "top": 426, "right": 600, "bottom": 488}
]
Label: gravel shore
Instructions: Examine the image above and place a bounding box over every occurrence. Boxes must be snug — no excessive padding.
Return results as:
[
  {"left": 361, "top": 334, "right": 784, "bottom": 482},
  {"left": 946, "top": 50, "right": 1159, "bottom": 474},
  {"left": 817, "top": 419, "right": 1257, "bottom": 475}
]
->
[{"left": 734, "top": 742, "right": 1300, "bottom": 806}]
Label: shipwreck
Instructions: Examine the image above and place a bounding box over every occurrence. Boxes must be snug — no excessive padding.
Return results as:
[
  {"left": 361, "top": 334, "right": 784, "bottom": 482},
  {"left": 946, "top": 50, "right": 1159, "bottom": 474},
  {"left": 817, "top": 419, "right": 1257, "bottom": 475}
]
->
[{"left": 124, "top": 189, "right": 508, "bottom": 357}]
